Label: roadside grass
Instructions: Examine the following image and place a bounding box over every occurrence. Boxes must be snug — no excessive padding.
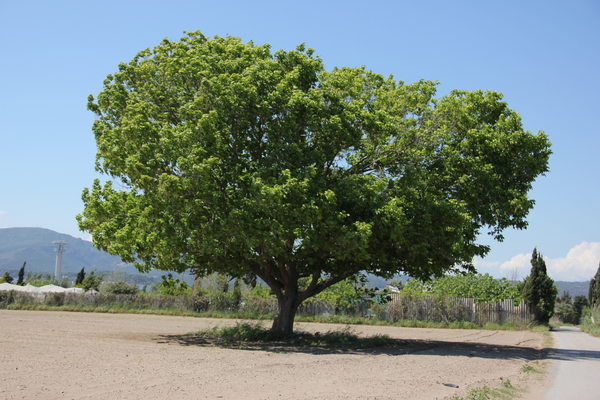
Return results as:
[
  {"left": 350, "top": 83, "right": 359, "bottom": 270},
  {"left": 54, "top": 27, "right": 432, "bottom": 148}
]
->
[
  {"left": 581, "top": 322, "right": 600, "bottom": 337},
  {"left": 449, "top": 359, "right": 550, "bottom": 400},
  {"left": 452, "top": 379, "right": 522, "bottom": 400},
  {"left": 542, "top": 328, "right": 555, "bottom": 348},
  {"left": 524, "top": 323, "right": 551, "bottom": 332},
  {"left": 186, "top": 322, "right": 396, "bottom": 350},
  {"left": 521, "top": 360, "right": 546, "bottom": 374},
  {"left": 580, "top": 308, "right": 600, "bottom": 337}
]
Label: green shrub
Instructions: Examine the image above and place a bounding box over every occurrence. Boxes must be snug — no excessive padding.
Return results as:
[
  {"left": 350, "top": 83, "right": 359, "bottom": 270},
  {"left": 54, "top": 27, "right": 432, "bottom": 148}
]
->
[
  {"left": 2, "top": 271, "right": 14, "bottom": 284},
  {"left": 45, "top": 292, "right": 66, "bottom": 306},
  {"left": 102, "top": 281, "right": 139, "bottom": 295},
  {"left": 157, "top": 274, "right": 190, "bottom": 296},
  {"left": 24, "top": 273, "right": 52, "bottom": 287}
]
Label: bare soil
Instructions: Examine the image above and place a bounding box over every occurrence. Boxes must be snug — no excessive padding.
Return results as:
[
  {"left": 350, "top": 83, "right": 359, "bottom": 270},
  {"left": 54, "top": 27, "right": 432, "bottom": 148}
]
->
[{"left": 0, "top": 310, "right": 553, "bottom": 399}]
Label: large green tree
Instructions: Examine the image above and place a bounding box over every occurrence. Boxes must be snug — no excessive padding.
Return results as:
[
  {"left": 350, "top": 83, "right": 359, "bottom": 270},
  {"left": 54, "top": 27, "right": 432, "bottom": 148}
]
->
[
  {"left": 78, "top": 32, "right": 551, "bottom": 333},
  {"left": 521, "top": 248, "right": 557, "bottom": 322}
]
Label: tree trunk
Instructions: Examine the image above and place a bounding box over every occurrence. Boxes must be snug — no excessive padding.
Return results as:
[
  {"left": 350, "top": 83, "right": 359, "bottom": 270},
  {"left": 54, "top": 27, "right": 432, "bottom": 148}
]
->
[{"left": 271, "top": 293, "right": 301, "bottom": 334}]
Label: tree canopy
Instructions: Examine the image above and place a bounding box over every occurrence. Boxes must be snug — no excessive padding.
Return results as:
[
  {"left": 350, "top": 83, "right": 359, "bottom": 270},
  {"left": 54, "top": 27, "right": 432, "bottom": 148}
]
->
[
  {"left": 78, "top": 31, "right": 551, "bottom": 333},
  {"left": 403, "top": 273, "right": 521, "bottom": 303}
]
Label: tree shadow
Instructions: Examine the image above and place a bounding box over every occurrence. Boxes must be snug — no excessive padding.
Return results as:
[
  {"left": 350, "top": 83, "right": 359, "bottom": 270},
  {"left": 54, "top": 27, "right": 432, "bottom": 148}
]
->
[
  {"left": 154, "top": 332, "right": 561, "bottom": 361},
  {"left": 155, "top": 324, "right": 600, "bottom": 361},
  {"left": 543, "top": 327, "right": 600, "bottom": 362},
  {"left": 545, "top": 348, "right": 600, "bottom": 361}
]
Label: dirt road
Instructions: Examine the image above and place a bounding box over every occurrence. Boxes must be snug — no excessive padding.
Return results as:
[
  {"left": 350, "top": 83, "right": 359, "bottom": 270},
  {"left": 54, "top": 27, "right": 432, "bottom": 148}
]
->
[{"left": 0, "top": 310, "right": 549, "bottom": 399}]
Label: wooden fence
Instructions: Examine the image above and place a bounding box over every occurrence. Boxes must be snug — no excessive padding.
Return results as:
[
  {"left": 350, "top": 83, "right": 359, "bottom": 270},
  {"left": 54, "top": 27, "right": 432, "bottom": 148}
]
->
[
  {"left": 385, "top": 293, "right": 539, "bottom": 325},
  {"left": 1, "top": 289, "right": 538, "bottom": 326},
  {"left": 296, "top": 294, "right": 539, "bottom": 325}
]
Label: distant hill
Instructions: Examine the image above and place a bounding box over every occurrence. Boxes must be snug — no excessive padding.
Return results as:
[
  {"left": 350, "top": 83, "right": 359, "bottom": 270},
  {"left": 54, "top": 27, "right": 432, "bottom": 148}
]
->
[
  {"left": 0, "top": 227, "right": 142, "bottom": 275},
  {"left": 554, "top": 281, "right": 590, "bottom": 298},
  {"left": 2, "top": 228, "right": 591, "bottom": 298}
]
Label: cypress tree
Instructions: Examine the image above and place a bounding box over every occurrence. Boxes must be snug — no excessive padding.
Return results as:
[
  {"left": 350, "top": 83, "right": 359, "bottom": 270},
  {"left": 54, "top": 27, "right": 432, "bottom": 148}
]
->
[
  {"left": 521, "top": 248, "right": 558, "bottom": 322},
  {"left": 75, "top": 267, "right": 86, "bottom": 286},
  {"left": 590, "top": 262, "right": 600, "bottom": 306},
  {"left": 17, "top": 262, "right": 26, "bottom": 285}
]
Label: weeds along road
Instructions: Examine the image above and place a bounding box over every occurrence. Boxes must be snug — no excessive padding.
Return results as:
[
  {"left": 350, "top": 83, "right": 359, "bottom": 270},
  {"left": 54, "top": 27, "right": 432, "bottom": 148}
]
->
[{"left": 544, "top": 326, "right": 600, "bottom": 400}]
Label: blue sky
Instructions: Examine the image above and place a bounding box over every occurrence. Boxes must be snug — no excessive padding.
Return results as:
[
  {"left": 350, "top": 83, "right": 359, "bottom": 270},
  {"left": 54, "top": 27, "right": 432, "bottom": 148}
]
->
[{"left": 1, "top": 0, "right": 598, "bottom": 281}]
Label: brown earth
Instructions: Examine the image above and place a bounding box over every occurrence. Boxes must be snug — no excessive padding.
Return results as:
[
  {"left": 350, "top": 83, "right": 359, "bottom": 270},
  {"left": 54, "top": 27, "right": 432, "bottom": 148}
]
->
[{"left": 0, "top": 310, "right": 553, "bottom": 400}]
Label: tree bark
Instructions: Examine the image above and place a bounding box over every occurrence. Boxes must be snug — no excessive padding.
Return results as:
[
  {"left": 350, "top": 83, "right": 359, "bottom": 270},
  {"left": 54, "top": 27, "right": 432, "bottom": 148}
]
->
[
  {"left": 263, "top": 267, "right": 356, "bottom": 334},
  {"left": 271, "top": 292, "right": 301, "bottom": 334}
]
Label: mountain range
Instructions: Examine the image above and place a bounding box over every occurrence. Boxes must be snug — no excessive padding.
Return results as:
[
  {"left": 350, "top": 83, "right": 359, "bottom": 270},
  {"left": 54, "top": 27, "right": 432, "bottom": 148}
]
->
[
  {"left": 0, "top": 227, "right": 590, "bottom": 297},
  {"left": 0, "top": 227, "right": 139, "bottom": 275}
]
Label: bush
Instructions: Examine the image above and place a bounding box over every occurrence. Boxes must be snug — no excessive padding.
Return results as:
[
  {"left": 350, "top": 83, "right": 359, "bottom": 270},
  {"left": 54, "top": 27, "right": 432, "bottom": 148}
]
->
[
  {"left": 24, "top": 273, "right": 52, "bottom": 287},
  {"left": 102, "top": 281, "right": 139, "bottom": 295},
  {"left": 45, "top": 292, "right": 66, "bottom": 306},
  {"left": 2, "top": 271, "right": 14, "bottom": 284},
  {"left": 156, "top": 274, "right": 190, "bottom": 296}
]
